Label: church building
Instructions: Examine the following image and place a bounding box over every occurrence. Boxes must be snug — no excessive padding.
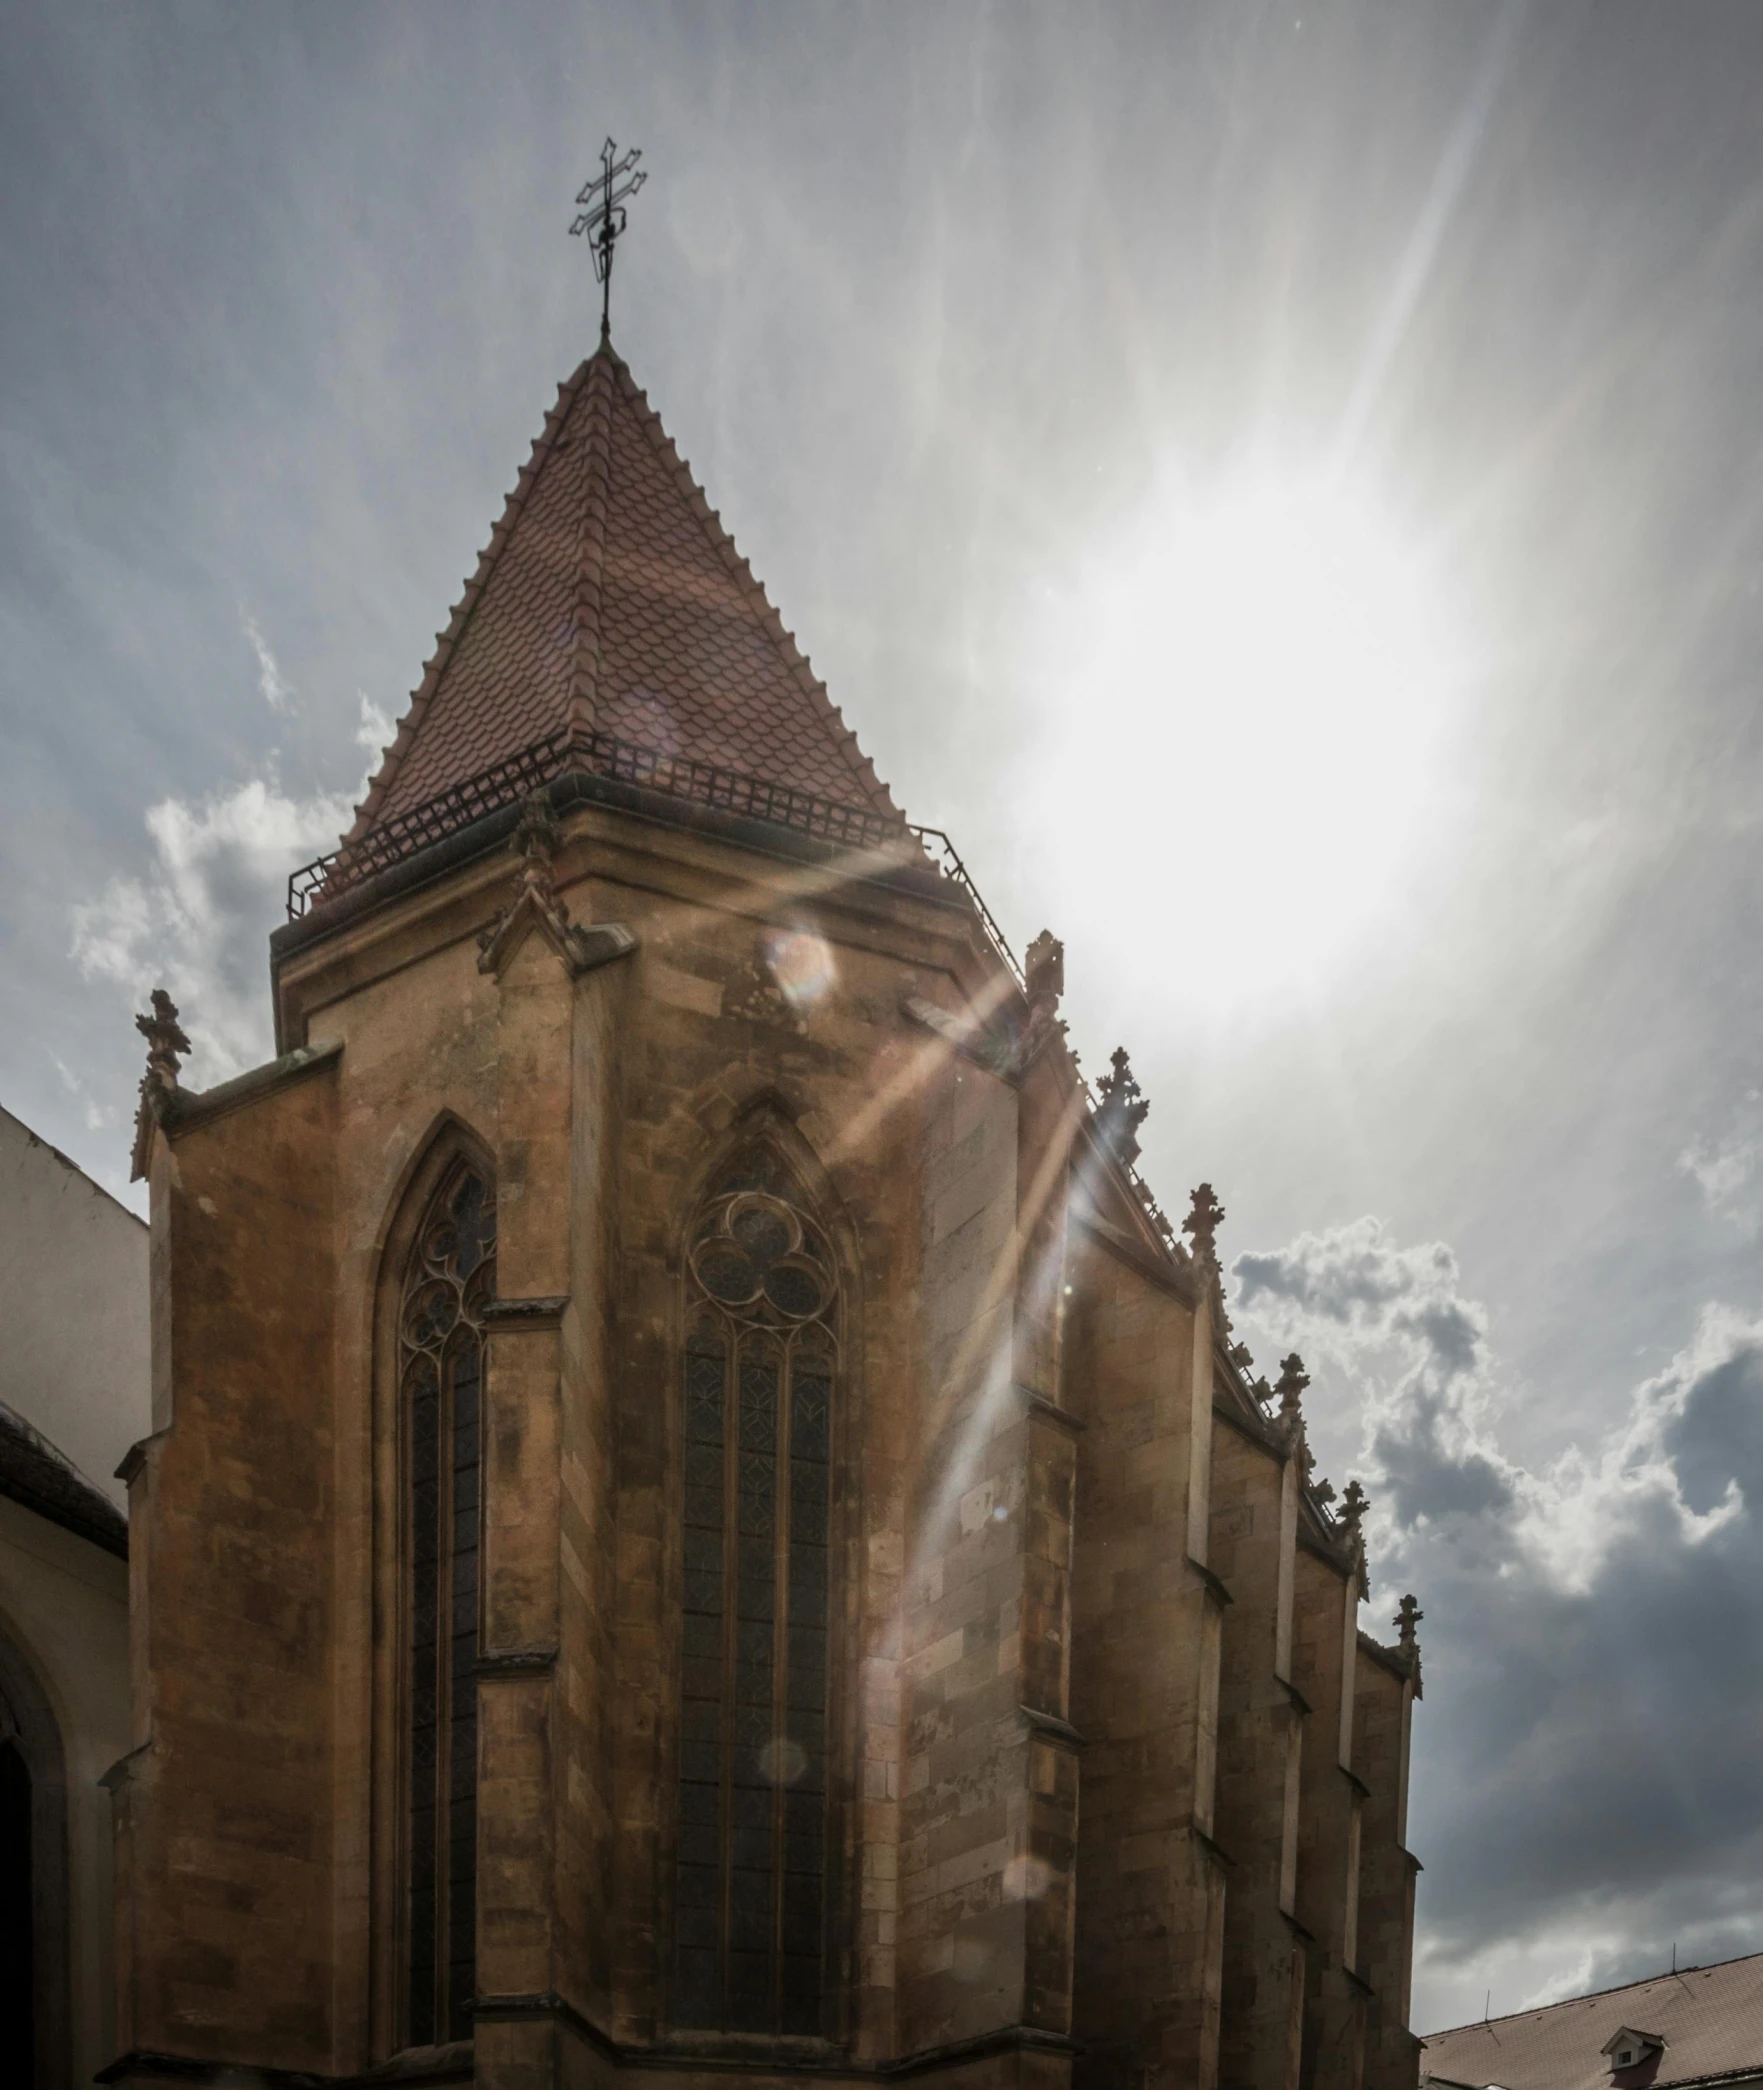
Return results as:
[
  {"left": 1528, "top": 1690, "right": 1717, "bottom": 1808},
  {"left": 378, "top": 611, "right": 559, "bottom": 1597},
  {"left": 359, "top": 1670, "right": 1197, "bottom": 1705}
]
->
[{"left": 105, "top": 331, "right": 1424, "bottom": 2090}]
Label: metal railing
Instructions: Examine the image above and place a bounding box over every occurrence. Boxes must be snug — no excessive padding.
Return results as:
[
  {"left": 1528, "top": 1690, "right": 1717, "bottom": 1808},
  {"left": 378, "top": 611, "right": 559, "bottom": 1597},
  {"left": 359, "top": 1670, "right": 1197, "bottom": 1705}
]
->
[
  {"left": 905, "top": 826, "right": 1024, "bottom": 987},
  {"left": 286, "top": 728, "right": 911, "bottom": 920}
]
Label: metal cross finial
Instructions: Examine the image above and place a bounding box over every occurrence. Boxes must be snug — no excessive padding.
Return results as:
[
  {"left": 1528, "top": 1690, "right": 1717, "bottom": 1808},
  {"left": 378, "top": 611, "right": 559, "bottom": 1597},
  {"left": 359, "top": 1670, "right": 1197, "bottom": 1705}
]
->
[{"left": 570, "top": 137, "right": 647, "bottom": 344}]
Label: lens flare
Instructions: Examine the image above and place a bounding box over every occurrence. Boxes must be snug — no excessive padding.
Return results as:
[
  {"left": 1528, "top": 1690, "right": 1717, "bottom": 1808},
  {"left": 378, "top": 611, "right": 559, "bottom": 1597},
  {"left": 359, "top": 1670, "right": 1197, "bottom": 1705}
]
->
[{"left": 765, "top": 927, "right": 836, "bottom": 1011}]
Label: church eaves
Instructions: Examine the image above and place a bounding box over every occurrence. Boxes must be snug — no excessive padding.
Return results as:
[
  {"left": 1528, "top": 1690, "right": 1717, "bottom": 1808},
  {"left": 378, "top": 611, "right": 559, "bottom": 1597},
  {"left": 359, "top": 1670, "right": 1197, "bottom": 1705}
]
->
[{"left": 347, "top": 345, "right": 899, "bottom": 850}]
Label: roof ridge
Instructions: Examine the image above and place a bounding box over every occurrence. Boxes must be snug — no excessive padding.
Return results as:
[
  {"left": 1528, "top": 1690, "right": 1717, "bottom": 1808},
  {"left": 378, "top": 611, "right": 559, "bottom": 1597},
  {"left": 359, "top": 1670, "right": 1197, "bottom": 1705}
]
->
[
  {"left": 0, "top": 1100, "right": 148, "bottom": 1229},
  {"left": 565, "top": 352, "right": 616, "bottom": 746},
  {"left": 606, "top": 353, "right": 897, "bottom": 817},
  {"left": 344, "top": 359, "right": 595, "bottom": 847},
  {"left": 1424, "top": 1952, "right": 1763, "bottom": 2040}
]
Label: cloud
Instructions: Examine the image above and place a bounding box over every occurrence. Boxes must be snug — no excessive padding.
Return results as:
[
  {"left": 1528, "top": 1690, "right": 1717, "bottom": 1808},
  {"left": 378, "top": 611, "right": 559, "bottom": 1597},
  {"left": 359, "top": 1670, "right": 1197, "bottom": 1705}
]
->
[
  {"left": 69, "top": 769, "right": 354, "bottom": 1085},
  {"left": 1681, "top": 1089, "right": 1763, "bottom": 1233},
  {"left": 1236, "top": 1216, "right": 1514, "bottom": 1533},
  {"left": 241, "top": 606, "right": 294, "bottom": 713},
  {"left": 66, "top": 688, "right": 389, "bottom": 1089},
  {"left": 47, "top": 1048, "right": 116, "bottom": 1135},
  {"left": 1231, "top": 1220, "right": 1763, "bottom": 2027},
  {"left": 356, "top": 691, "right": 394, "bottom": 765}
]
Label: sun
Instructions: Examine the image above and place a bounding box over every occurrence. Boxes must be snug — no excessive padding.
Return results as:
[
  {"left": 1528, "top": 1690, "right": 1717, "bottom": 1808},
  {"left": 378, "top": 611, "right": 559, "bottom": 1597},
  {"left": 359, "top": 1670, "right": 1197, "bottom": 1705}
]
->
[{"left": 1019, "top": 465, "right": 1464, "bottom": 1009}]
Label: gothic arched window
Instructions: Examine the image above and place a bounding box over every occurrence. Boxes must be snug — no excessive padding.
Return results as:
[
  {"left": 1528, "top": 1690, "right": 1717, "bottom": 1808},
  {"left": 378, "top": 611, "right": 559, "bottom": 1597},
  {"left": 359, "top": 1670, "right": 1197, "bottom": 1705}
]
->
[
  {"left": 401, "top": 1160, "right": 496, "bottom": 2048},
  {"left": 672, "top": 1151, "right": 836, "bottom": 2039}
]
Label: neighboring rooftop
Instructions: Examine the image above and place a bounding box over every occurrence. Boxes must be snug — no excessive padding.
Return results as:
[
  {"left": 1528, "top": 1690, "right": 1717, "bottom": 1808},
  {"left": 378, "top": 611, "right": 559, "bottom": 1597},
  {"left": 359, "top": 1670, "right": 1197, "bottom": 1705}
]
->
[
  {"left": 0, "top": 1400, "right": 127, "bottom": 1559},
  {"left": 1423, "top": 1951, "right": 1763, "bottom": 2090},
  {"left": 345, "top": 342, "right": 897, "bottom": 860}
]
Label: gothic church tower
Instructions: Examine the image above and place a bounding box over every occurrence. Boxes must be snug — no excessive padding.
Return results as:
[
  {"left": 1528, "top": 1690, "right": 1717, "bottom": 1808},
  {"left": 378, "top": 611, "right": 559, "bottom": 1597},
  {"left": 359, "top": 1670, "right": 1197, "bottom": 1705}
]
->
[{"left": 110, "top": 340, "right": 1423, "bottom": 2090}]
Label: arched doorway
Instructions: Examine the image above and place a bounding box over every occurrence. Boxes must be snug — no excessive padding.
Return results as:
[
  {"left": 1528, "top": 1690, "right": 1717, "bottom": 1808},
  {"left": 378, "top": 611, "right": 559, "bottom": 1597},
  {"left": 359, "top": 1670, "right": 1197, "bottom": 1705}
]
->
[
  {"left": 0, "top": 1735, "right": 32, "bottom": 2064},
  {"left": 0, "top": 1632, "right": 71, "bottom": 2089}
]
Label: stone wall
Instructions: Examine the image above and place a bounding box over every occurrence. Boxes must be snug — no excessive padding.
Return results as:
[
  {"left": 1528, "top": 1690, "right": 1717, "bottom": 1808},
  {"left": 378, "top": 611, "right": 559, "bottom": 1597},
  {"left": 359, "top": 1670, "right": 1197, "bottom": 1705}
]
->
[
  {"left": 112, "top": 795, "right": 1420, "bottom": 2090},
  {"left": 1353, "top": 1638, "right": 1420, "bottom": 2090},
  {"left": 1291, "top": 1537, "right": 1365, "bottom": 2090},
  {"left": 119, "top": 1059, "right": 339, "bottom": 2071},
  {"left": 1210, "top": 1411, "right": 1304, "bottom": 2090},
  {"left": 1066, "top": 1221, "right": 1225, "bottom": 2090}
]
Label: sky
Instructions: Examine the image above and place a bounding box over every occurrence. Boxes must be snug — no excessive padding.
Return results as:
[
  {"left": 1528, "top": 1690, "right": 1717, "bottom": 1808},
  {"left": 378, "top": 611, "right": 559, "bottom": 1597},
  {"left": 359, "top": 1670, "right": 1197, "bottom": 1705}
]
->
[{"left": 5, "top": 0, "right": 1763, "bottom": 2036}]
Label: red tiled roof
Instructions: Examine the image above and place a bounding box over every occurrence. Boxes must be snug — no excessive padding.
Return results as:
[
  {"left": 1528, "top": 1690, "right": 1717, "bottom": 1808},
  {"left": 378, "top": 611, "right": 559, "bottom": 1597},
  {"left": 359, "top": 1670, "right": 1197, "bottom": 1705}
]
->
[
  {"left": 1423, "top": 1952, "right": 1763, "bottom": 2090},
  {"left": 347, "top": 346, "right": 897, "bottom": 845}
]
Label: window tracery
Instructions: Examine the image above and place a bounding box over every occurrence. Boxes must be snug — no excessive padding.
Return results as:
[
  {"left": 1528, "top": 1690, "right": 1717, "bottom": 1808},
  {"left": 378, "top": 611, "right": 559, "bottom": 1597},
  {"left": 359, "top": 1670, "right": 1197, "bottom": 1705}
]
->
[
  {"left": 400, "top": 1160, "right": 495, "bottom": 2048},
  {"left": 671, "top": 1149, "right": 835, "bottom": 2038}
]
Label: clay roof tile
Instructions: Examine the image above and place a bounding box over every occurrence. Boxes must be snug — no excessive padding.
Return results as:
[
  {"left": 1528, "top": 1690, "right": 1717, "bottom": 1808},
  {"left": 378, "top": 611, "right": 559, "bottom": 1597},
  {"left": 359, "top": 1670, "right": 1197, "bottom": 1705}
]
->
[{"left": 345, "top": 344, "right": 899, "bottom": 849}]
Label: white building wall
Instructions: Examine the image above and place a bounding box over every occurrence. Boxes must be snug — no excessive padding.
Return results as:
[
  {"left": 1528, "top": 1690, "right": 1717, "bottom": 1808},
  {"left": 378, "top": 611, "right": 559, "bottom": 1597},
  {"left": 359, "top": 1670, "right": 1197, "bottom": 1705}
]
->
[{"left": 0, "top": 1104, "right": 149, "bottom": 1503}]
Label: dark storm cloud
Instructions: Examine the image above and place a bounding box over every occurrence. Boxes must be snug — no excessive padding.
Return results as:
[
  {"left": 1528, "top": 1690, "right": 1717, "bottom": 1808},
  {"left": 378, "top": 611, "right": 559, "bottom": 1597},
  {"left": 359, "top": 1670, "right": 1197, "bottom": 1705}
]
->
[
  {"left": 1236, "top": 1224, "right": 1487, "bottom": 1377},
  {"left": 1372, "top": 1394, "right": 1514, "bottom": 1527},
  {"left": 1236, "top": 1218, "right": 1513, "bottom": 1526},
  {"left": 1236, "top": 1220, "right": 1763, "bottom": 2015}
]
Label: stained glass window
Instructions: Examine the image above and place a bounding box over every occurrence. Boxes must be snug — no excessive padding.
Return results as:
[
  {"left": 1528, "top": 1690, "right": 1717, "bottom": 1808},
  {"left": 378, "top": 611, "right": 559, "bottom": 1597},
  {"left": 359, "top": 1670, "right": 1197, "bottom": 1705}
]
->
[
  {"left": 671, "top": 1153, "right": 836, "bottom": 2038},
  {"left": 401, "top": 1162, "right": 495, "bottom": 2048}
]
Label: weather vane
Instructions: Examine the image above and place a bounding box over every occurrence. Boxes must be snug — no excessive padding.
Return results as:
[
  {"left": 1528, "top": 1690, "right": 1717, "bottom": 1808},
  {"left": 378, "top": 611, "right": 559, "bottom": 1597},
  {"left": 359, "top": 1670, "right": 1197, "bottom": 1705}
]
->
[{"left": 570, "top": 137, "right": 646, "bottom": 343}]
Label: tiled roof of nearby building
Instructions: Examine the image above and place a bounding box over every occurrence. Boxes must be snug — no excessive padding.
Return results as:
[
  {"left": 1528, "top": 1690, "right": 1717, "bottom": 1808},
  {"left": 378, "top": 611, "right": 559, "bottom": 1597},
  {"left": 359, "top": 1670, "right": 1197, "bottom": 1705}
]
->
[
  {"left": 1423, "top": 1952, "right": 1763, "bottom": 2090},
  {"left": 347, "top": 344, "right": 898, "bottom": 847}
]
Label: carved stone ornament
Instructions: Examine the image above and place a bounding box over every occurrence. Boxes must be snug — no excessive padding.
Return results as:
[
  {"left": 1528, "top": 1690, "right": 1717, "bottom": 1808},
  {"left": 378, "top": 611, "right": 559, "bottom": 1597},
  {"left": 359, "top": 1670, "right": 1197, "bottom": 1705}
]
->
[
  {"left": 1395, "top": 1592, "right": 1424, "bottom": 1651},
  {"left": 477, "top": 790, "right": 637, "bottom": 979},
  {"left": 1274, "top": 1351, "right": 1309, "bottom": 1429},
  {"left": 725, "top": 946, "right": 808, "bottom": 1036},
  {"left": 1010, "top": 928, "right": 1069, "bottom": 1073},
  {"left": 1181, "top": 1179, "right": 1225, "bottom": 1272},
  {"left": 1095, "top": 1048, "right": 1151, "bottom": 1167},
  {"left": 898, "top": 992, "right": 1025, "bottom": 1079},
  {"left": 1339, "top": 1478, "right": 1369, "bottom": 1533},
  {"left": 1024, "top": 929, "right": 1064, "bottom": 1010},
  {"left": 130, "top": 987, "right": 190, "bottom": 1181}
]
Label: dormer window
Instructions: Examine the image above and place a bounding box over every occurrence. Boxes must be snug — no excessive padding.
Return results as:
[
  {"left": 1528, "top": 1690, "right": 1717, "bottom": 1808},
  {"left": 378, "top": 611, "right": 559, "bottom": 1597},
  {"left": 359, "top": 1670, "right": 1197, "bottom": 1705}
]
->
[{"left": 1602, "top": 2027, "right": 1665, "bottom": 2074}]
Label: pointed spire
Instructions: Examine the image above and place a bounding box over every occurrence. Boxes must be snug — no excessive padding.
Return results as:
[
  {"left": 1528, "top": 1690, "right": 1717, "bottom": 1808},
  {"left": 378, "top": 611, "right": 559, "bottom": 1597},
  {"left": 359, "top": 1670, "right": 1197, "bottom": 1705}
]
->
[
  {"left": 1275, "top": 1351, "right": 1309, "bottom": 1429},
  {"left": 1340, "top": 1478, "right": 1369, "bottom": 1534},
  {"left": 346, "top": 346, "right": 898, "bottom": 856},
  {"left": 1010, "top": 928, "right": 1068, "bottom": 1070},
  {"left": 136, "top": 988, "right": 189, "bottom": 1088},
  {"left": 511, "top": 787, "right": 564, "bottom": 890},
  {"left": 1395, "top": 1593, "right": 1423, "bottom": 1652},
  {"left": 1182, "top": 1180, "right": 1225, "bottom": 1272},
  {"left": 1094, "top": 1047, "right": 1150, "bottom": 1168},
  {"left": 1024, "top": 930, "right": 1064, "bottom": 1014}
]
